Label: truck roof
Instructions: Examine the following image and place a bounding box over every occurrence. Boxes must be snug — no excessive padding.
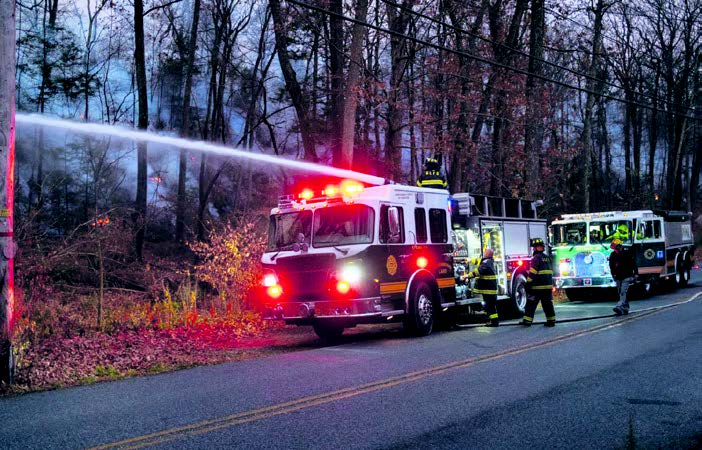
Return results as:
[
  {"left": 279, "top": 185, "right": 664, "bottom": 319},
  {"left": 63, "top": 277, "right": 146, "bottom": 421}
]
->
[{"left": 553, "top": 210, "right": 657, "bottom": 223}]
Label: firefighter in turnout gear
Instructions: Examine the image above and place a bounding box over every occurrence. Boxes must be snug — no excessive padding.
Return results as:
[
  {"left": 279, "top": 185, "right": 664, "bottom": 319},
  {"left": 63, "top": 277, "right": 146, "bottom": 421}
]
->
[
  {"left": 417, "top": 154, "right": 448, "bottom": 189},
  {"left": 465, "top": 248, "right": 499, "bottom": 327},
  {"left": 521, "top": 238, "right": 556, "bottom": 327}
]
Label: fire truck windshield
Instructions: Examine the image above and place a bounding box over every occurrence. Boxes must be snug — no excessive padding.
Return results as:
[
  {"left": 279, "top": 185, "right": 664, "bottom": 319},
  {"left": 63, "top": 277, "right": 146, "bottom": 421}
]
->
[
  {"left": 551, "top": 222, "right": 587, "bottom": 246},
  {"left": 267, "top": 211, "right": 312, "bottom": 251},
  {"left": 589, "top": 220, "right": 634, "bottom": 244},
  {"left": 313, "top": 204, "right": 375, "bottom": 247}
]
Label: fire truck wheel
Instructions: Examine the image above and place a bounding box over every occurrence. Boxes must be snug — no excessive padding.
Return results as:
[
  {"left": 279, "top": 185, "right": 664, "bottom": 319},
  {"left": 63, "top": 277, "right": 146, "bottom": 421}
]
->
[
  {"left": 313, "top": 322, "right": 344, "bottom": 341},
  {"left": 510, "top": 275, "right": 528, "bottom": 317},
  {"left": 404, "top": 282, "right": 434, "bottom": 336},
  {"left": 678, "top": 253, "right": 690, "bottom": 287}
]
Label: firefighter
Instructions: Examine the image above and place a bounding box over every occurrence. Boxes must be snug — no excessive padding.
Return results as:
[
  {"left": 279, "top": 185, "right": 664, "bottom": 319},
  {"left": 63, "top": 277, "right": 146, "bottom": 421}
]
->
[
  {"left": 417, "top": 154, "right": 448, "bottom": 189},
  {"left": 521, "top": 238, "right": 556, "bottom": 327},
  {"left": 465, "top": 248, "right": 499, "bottom": 327},
  {"left": 608, "top": 223, "right": 631, "bottom": 241},
  {"left": 609, "top": 238, "right": 638, "bottom": 315}
]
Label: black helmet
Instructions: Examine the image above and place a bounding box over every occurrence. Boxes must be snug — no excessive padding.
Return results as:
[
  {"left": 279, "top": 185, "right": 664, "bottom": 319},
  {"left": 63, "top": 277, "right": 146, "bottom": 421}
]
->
[{"left": 530, "top": 238, "right": 545, "bottom": 248}]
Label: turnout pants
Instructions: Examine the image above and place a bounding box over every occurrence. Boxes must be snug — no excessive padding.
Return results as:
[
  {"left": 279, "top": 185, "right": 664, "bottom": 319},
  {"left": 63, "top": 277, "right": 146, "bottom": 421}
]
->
[
  {"left": 523, "top": 292, "right": 556, "bottom": 323},
  {"left": 615, "top": 277, "right": 635, "bottom": 312},
  {"left": 483, "top": 294, "right": 498, "bottom": 323}
]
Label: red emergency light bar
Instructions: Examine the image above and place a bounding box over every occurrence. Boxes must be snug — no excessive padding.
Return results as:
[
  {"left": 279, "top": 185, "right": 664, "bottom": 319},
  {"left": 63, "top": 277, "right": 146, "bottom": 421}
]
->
[{"left": 296, "top": 180, "right": 364, "bottom": 203}]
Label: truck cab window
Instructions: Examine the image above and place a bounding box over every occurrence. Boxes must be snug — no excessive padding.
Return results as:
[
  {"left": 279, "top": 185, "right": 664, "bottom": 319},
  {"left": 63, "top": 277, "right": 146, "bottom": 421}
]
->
[
  {"left": 637, "top": 220, "right": 662, "bottom": 241},
  {"left": 414, "top": 208, "right": 427, "bottom": 243},
  {"left": 380, "top": 205, "right": 405, "bottom": 244},
  {"left": 429, "top": 208, "right": 448, "bottom": 243}
]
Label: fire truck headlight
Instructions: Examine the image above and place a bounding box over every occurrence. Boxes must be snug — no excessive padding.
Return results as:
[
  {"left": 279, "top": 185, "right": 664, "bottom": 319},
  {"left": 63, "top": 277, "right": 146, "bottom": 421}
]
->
[
  {"left": 262, "top": 273, "right": 279, "bottom": 287},
  {"left": 559, "top": 262, "right": 570, "bottom": 275},
  {"left": 340, "top": 265, "right": 363, "bottom": 284}
]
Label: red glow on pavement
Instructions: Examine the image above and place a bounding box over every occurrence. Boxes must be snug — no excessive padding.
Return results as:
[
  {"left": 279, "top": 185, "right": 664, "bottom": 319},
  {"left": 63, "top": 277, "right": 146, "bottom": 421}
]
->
[
  {"left": 416, "top": 256, "right": 428, "bottom": 269},
  {"left": 266, "top": 285, "right": 283, "bottom": 299},
  {"left": 336, "top": 280, "right": 351, "bottom": 294}
]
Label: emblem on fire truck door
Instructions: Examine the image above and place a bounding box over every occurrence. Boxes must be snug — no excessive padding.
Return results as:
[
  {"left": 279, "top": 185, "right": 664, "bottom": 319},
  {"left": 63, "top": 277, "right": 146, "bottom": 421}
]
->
[
  {"left": 644, "top": 249, "right": 655, "bottom": 260},
  {"left": 386, "top": 255, "right": 398, "bottom": 276}
]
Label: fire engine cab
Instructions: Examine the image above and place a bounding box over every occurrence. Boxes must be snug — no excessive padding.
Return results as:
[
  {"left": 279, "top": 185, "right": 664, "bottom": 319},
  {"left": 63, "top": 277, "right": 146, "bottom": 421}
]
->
[{"left": 260, "top": 181, "right": 546, "bottom": 339}]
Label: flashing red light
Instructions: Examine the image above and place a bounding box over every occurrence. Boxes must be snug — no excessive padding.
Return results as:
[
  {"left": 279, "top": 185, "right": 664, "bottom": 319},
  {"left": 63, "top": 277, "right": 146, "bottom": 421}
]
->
[
  {"left": 517, "top": 259, "right": 524, "bottom": 267},
  {"left": 416, "top": 256, "right": 428, "bottom": 269},
  {"left": 299, "top": 189, "right": 315, "bottom": 200},
  {"left": 262, "top": 273, "right": 278, "bottom": 287},
  {"left": 695, "top": 265, "right": 700, "bottom": 270},
  {"left": 340, "top": 179, "right": 364, "bottom": 196},
  {"left": 323, "top": 185, "right": 339, "bottom": 197},
  {"left": 266, "top": 285, "right": 283, "bottom": 299},
  {"left": 336, "top": 280, "right": 351, "bottom": 294}
]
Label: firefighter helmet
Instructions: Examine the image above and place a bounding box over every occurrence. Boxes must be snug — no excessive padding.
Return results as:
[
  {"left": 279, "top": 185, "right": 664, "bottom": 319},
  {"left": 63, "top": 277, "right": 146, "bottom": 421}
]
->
[{"left": 530, "top": 238, "right": 545, "bottom": 248}]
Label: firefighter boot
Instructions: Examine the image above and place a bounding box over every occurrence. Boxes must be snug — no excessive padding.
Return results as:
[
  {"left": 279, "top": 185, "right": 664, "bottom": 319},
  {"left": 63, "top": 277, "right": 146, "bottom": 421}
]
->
[
  {"left": 544, "top": 317, "right": 556, "bottom": 327},
  {"left": 486, "top": 313, "right": 499, "bottom": 327},
  {"left": 520, "top": 316, "right": 533, "bottom": 327}
]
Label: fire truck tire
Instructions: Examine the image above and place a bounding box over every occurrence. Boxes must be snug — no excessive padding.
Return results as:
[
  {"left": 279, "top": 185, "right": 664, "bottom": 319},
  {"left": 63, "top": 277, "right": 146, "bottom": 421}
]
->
[
  {"left": 508, "top": 275, "right": 528, "bottom": 317},
  {"left": 312, "top": 322, "right": 344, "bottom": 340},
  {"left": 404, "top": 282, "right": 434, "bottom": 336},
  {"left": 678, "top": 253, "right": 690, "bottom": 287}
]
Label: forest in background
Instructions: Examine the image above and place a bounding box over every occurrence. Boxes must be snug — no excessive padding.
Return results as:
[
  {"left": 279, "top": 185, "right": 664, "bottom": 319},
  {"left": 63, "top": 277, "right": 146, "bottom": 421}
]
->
[{"left": 6, "top": 0, "right": 702, "bottom": 389}]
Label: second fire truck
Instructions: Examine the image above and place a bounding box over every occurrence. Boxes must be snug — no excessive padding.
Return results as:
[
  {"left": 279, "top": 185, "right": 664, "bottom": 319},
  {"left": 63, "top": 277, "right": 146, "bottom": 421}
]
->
[{"left": 259, "top": 181, "right": 546, "bottom": 338}]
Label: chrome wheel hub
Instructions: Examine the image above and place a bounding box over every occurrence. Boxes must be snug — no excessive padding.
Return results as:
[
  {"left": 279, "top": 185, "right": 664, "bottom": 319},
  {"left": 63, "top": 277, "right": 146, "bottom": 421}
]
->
[{"left": 417, "top": 293, "right": 433, "bottom": 325}]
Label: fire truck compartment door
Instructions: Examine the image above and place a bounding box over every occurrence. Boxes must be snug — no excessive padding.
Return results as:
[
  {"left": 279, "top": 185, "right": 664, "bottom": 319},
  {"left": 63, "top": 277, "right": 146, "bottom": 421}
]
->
[
  {"left": 480, "top": 222, "right": 507, "bottom": 295},
  {"left": 503, "top": 222, "right": 529, "bottom": 257},
  {"left": 529, "top": 223, "right": 548, "bottom": 249}
]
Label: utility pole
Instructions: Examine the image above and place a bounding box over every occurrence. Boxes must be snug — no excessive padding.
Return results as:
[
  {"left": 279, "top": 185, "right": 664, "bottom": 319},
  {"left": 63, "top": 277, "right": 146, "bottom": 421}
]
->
[{"left": 0, "top": 0, "right": 17, "bottom": 384}]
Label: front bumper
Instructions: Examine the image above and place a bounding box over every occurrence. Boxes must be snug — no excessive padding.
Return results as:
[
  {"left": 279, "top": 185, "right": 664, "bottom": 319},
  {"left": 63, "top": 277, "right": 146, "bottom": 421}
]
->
[
  {"left": 554, "top": 276, "right": 616, "bottom": 288},
  {"left": 263, "top": 297, "right": 385, "bottom": 321}
]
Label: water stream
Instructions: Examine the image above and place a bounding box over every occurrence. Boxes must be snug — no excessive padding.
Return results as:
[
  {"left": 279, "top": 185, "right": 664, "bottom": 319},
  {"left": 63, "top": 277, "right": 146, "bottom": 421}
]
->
[{"left": 16, "top": 113, "right": 387, "bottom": 186}]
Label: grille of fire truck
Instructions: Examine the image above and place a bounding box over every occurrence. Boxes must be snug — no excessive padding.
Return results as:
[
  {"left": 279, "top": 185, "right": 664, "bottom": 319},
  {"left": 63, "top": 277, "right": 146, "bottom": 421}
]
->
[{"left": 275, "top": 253, "right": 336, "bottom": 299}]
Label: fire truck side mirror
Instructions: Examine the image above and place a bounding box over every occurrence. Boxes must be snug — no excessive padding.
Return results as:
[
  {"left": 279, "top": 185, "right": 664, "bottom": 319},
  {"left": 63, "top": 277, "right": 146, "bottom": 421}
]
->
[{"left": 388, "top": 207, "right": 401, "bottom": 242}]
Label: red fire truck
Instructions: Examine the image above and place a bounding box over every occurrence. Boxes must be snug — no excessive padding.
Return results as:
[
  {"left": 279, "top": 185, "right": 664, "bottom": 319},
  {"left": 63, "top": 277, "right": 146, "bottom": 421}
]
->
[{"left": 260, "top": 181, "right": 546, "bottom": 339}]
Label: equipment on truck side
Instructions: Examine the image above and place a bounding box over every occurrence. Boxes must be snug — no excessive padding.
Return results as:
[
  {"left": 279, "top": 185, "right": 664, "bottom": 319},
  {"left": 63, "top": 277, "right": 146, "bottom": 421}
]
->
[
  {"left": 259, "top": 181, "right": 545, "bottom": 339},
  {"left": 549, "top": 210, "right": 695, "bottom": 300}
]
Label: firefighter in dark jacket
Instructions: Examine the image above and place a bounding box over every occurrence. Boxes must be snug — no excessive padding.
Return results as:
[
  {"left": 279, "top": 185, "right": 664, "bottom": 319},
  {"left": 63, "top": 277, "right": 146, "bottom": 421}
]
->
[
  {"left": 609, "top": 238, "right": 638, "bottom": 315},
  {"left": 465, "top": 248, "right": 499, "bottom": 327},
  {"left": 417, "top": 154, "right": 448, "bottom": 189},
  {"left": 521, "top": 238, "right": 556, "bottom": 327}
]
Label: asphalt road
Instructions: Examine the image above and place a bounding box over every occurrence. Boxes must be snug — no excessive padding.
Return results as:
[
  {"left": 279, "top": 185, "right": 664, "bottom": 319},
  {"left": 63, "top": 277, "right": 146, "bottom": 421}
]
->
[{"left": 2, "top": 273, "right": 702, "bottom": 450}]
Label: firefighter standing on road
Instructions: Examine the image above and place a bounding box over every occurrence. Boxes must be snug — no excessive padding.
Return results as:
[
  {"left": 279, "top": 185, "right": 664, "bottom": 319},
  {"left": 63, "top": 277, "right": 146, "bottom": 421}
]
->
[
  {"left": 417, "top": 154, "right": 448, "bottom": 189},
  {"left": 465, "top": 248, "right": 499, "bottom": 327},
  {"left": 609, "top": 238, "right": 638, "bottom": 315},
  {"left": 521, "top": 238, "right": 556, "bottom": 327}
]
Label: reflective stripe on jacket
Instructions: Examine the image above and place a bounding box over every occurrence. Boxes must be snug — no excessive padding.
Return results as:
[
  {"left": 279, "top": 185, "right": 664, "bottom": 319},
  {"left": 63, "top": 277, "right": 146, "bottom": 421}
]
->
[
  {"left": 469, "top": 257, "right": 498, "bottom": 295},
  {"left": 526, "top": 251, "right": 553, "bottom": 295}
]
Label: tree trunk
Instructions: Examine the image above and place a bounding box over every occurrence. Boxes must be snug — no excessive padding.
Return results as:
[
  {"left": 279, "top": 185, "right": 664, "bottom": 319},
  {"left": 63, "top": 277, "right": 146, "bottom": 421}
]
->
[
  {"left": 339, "top": 0, "right": 370, "bottom": 169},
  {"left": 384, "top": 0, "right": 415, "bottom": 182},
  {"left": 328, "top": 0, "right": 344, "bottom": 166},
  {"left": 524, "top": 0, "right": 545, "bottom": 197},
  {"left": 0, "top": 0, "right": 17, "bottom": 384},
  {"left": 269, "top": 0, "right": 317, "bottom": 161},
  {"left": 134, "top": 0, "right": 148, "bottom": 260},
  {"left": 579, "top": 0, "right": 609, "bottom": 212},
  {"left": 176, "top": 0, "right": 201, "bottom": 242}
]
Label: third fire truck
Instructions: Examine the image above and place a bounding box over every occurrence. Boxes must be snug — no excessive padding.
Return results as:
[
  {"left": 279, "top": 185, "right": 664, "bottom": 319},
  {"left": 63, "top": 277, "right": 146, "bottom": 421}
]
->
[
  {"left": 550, "top": 210, "right": 695, "bottom": 300},
  {"left": 259, "top": 181, "right": 546, "bottom": 339}
]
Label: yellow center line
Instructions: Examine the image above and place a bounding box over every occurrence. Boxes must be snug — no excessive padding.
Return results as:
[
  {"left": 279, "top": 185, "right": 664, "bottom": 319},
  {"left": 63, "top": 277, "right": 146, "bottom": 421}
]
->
[{"left": 91, "top": 291, "right": 702, "bottom": 450}]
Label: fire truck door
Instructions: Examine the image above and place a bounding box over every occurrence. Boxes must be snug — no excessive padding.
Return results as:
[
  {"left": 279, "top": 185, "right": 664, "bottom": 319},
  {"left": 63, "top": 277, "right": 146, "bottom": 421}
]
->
[{"left": 481, "top": 222, "right": 508, "bottom": 295}]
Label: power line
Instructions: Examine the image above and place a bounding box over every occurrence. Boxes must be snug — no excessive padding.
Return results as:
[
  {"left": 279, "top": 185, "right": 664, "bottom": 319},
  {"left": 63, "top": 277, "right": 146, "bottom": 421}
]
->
[
  {"left": 380, "top": 0, "right": 698, "bottom": 114},
  {"left": 285, "top": 0, "right": 699, "bottom": 121}
]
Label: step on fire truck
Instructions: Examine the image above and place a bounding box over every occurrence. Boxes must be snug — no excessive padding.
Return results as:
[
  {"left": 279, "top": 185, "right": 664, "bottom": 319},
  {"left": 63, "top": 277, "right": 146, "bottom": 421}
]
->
[
  {"left": 259, "top": 181, "right": 546, "bottom": 339},
  {"left": 550, "top": 210, "right": 695, "bottom": 300}
]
